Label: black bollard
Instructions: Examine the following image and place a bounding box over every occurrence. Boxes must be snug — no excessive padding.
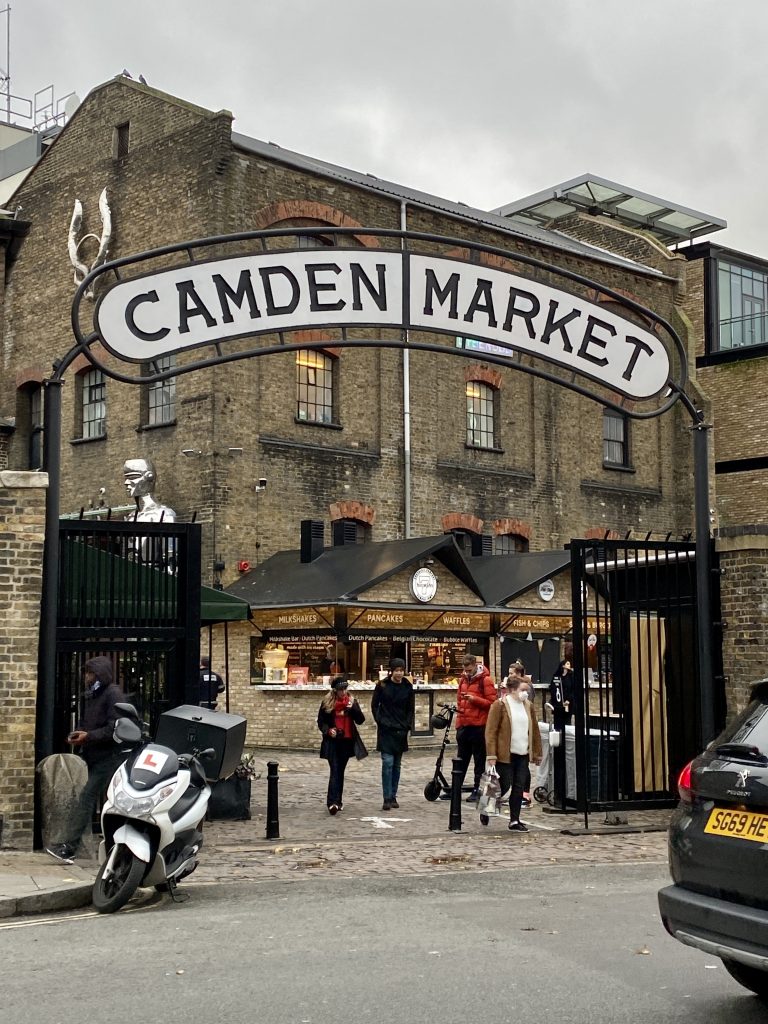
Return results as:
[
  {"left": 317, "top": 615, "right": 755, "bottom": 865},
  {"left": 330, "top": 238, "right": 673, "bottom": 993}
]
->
[
  {"left": 448, "top": 757, "right": 463, "bottom": 832},
  {"left": 266, "top": 760, "right": 280, "bottom": 840}
]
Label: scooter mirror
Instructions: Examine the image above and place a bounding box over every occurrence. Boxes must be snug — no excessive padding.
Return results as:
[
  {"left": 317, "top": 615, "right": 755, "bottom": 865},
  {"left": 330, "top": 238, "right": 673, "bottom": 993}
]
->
[
  {"left": 199, "top": 748, "right": 217, "bottom": 761},
  {"left": 113, "top": 718, "right": 142, "bottom": 745},
  {"left": 114, "top": 702, "right": 139, "bottom": 719}
]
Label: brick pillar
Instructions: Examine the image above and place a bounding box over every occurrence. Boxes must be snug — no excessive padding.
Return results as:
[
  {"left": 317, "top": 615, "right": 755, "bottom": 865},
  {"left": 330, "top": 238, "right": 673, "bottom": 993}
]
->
[
  {"left": 0, "top": 471, "right": 48, "bottom": 848},
  {"left": 716, "top": 527, "right": 768, "bottom": 722}
]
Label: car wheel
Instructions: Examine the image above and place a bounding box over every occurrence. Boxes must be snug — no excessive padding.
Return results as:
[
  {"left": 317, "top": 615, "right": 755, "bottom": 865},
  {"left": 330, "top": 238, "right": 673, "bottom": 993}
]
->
[{"left": 722, "top": 959, "right": 768, "bottom": 998}]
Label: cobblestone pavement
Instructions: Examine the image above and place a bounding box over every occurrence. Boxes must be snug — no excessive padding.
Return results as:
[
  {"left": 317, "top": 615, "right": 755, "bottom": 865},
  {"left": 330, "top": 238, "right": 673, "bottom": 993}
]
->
[{"left": 194, "top": 749, "right": 671, "bottom": 886}]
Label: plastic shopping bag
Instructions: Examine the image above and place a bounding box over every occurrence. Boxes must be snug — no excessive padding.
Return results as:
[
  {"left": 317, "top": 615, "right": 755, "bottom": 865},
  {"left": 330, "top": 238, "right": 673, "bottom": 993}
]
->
[{"left": 477, "top": 765, "right": 502, "bottom": 817}]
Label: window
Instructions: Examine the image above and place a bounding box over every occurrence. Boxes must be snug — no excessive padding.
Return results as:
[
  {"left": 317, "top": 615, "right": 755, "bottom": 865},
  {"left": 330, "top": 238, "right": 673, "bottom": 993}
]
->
[
  {"left": 603, "top": 409, "right": 629, "bottom": 467},
  {"left": 29, "top": 386, "right": 43, "bottom": 469},
  {"left": 718, "top": 261, "right": 768, "bottom": 350},
  {"left": 466, "top": 381, "right": 496, "bottom": 449},
  {"left": 297, "top": 233, "right": 334, "bottom": 248},
  {"left": 81, "top": 369, "right": 106, "bottom": 439},
  {"left": 296, "top": 349, "right": 335, "bottom": 425},
  {"left": 144, "top": 355, "right": 176, "bottom": 426},
  {"left": 115, "top": 121, "right": 130, "bottom": 159},
  {"left": 494, "top": 533, "right": 529, "bottom": 554}
]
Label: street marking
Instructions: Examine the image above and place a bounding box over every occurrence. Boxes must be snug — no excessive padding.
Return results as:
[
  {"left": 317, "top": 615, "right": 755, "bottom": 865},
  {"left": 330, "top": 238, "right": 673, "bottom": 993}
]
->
[
  {"left": 359, "top": 817, "right": 413, "bottom": 830},
  {"left": 0, "top": 892, "right": 159, "bottom": 929}
]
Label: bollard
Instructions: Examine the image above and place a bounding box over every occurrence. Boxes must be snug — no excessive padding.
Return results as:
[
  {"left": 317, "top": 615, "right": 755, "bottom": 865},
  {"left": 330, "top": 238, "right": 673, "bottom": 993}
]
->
[
  {"left": 448, "top": 757, "right": 463, "bottom": 832},
  {"left": 265, "top": 760, "right": 280, "bottom": 840}
]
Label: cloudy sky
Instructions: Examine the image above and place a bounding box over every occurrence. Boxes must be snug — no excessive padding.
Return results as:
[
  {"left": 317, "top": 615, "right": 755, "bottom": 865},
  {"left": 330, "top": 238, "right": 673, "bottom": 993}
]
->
[{"left": 12, "top": 1, "right": 767, "bottom": 256}]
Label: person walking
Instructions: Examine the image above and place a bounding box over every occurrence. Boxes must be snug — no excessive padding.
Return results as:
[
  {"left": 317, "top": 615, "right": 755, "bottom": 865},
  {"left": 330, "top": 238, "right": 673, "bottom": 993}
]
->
[
  {"left": 317, "top": 677, "right": 367, "bottom": 814},
  {"left": 484, "top": 673, "right": 542, "bottom": 832},
  {"left": 199, "top": 655, "right": 225, "bottom": 710},
  {"left": 455, "top": 654, "right": 497, "bottom": 802},
  {"left": 517, "top": 672, "right": 537, "bottom": 807},
  {"left": 46, "top": 656, "right": 124, "bottom": 862},
  {"left": 371, "top": 658, "right": 414, "bottom": 811}
]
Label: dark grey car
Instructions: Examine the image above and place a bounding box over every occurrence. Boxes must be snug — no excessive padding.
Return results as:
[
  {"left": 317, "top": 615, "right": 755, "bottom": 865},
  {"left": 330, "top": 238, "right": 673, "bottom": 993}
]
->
[{"left": 659, "top": 679, "right": 768, "bottom": 997}]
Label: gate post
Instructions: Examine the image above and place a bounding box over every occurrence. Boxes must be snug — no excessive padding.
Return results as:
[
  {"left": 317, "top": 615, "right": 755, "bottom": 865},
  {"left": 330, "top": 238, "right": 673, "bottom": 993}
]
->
[{"left": 692, "top": 416, "right": 715, "bottom": 747}]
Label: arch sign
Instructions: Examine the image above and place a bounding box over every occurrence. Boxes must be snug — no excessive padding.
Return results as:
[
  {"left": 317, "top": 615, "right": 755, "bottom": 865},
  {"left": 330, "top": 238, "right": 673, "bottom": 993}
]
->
[{"left": 75, "top": 228, "right": 687, "bottom": 416}]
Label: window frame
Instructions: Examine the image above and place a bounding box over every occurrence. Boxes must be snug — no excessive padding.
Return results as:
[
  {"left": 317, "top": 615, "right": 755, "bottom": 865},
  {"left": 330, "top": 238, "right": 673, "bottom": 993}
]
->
[
  {"left": 141, "top": 355, "right": 177, "bottom": 429},
  {"left": 77, "top": 368, "right": 106, "bottom": 441},
  {"left": 465, "top": 379, "right": 499, "bottom": 451},
  {"left": 494, "top": 533, "right": 529, "bottom": 554},
  {"left": 716, "top": 258, "right": 768, "bottom": 352},
  {"left": 602, "top": 408, "right": 631, "bottom": 469},
  {"left": 295, "top": 348, "right": 339, "bottom": 427}
]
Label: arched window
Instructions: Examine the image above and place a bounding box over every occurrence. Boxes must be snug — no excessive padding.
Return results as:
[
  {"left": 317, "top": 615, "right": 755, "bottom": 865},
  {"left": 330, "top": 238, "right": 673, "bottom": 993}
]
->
[
  {"left": 77, "top": 368, "right": 106, "bottom": 439},
  {"left": 466, "top": 380, "right": 497, "bottom": 449},
  {"left": 296, "top": 349, "right": 336, "bottom": 425},
  {"left": 16, "top": 384, "right": 43, "bottom": 469},
  {"left": 494, "top": 533, "right": 529, "bottom": 554}
]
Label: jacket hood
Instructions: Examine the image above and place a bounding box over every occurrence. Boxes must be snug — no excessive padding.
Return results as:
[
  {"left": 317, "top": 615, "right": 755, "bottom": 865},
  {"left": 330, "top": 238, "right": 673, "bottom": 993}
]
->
[{"left": 84, "top": 656, "right": 114, "bottom": 686}]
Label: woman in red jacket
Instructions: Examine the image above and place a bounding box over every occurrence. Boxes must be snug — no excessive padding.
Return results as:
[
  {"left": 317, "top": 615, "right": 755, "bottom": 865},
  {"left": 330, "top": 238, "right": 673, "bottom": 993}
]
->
[{"left": 455, "top": 654, "right": 498, "bottom": 801}]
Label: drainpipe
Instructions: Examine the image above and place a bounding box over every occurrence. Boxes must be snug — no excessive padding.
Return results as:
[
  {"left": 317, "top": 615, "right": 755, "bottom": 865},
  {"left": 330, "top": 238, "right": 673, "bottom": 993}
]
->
[{"left": 401, "top": 200, "right": 411, "bottom": 538}]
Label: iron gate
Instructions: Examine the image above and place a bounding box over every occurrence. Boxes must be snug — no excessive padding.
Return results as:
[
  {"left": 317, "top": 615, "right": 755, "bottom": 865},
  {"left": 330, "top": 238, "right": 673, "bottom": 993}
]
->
[
  {"left": 48, "top": 519, "right": 201, "bottom": 754},
  {"left": 568, "top": 537, "right": 723, "bottom": 824}
]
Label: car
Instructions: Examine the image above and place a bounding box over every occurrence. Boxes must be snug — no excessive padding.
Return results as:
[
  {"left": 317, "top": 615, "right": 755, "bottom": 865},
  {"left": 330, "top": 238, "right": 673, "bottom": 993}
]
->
[{"left": 659, "top": 678, "right": 768, "bottom": 998}]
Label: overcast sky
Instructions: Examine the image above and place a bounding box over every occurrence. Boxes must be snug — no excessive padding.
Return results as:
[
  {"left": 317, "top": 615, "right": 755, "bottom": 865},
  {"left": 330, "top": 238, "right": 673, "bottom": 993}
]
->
[{"left": 11, "top": 1, "right": 768, "bottom": 256}]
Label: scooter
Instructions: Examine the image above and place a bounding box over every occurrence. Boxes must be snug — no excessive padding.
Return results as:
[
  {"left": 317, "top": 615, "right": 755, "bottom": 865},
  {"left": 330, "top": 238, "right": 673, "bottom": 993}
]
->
[
  {"left": 92, "top": 703, "right": 216, "bottom": 913},
  {"left": 423, "top": 703, "right": 458, "bottom": 801}
]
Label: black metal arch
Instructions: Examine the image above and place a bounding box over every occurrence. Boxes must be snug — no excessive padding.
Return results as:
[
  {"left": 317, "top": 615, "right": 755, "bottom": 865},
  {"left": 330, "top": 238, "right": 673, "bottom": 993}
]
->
[{"left": 67, "top": 226, "right": 690, "bottom": 421}]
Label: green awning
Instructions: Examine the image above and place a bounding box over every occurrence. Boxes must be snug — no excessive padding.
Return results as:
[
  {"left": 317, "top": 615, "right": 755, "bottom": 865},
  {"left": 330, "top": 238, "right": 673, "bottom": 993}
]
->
[{"left": 201, "top": 584, "right": 250, "bottom": 623}]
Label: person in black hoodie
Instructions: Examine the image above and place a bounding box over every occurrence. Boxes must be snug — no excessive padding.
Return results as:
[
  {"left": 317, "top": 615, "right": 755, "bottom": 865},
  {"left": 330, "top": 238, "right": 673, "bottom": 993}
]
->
[
  {"left": 371, "top": 658, "right": 415, "bottom": 811},
  {"left": 46, "top": 656, "right": 123, "bottom": 862}
]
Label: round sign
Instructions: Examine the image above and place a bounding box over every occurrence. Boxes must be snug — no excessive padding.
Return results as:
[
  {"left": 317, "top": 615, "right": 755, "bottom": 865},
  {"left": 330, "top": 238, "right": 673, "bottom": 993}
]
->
[
  {"left": 587, "top": 633, "right": 598, "bottom": 650},
  {"left": 410, "top": 567, "right": 438, "bottom": 603},
  {"left": 538, "top": 579, "right": 555, "bottom": 603}
]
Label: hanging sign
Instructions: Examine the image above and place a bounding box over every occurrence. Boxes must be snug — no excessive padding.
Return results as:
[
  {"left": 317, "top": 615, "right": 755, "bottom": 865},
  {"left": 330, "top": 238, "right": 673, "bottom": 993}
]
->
[{"left": 95, "top": 250, "right": 670, "bottom": 401}]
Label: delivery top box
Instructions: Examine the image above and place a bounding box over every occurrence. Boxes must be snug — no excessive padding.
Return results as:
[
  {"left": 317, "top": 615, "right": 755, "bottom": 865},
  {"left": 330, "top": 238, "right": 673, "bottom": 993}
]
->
[{"left": 155, "top": 704, "right": 247, "bottom": 781}]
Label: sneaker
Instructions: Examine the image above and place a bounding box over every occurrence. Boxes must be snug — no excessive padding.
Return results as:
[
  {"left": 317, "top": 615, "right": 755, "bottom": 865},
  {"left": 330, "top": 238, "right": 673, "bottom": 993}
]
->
[
  {"left": 438, "top": 791, "right": 451, "bottom": 801},
  {"left": 508, "top": 821, "right": 529, "bottom": 833},
  {"left": 328, "top": 804, "right": 339, "bottom": 815},
  {"left": 382, "top": 799, "right": 392, "bottom": 811},
  {"left": 522, "top": 797, "right": 532, "bottom": 808},
  {"left": 480, "top": 814, "right": 489, "bottom": 827},
  {"left": 46, "top": 843, "right": 75, "bottom": 863},
  {"left": 390, "top": 797, "right": 399, "bottom": 809},
  {"left": 466, "top": 789, "right": 480, "bottom": 803}
]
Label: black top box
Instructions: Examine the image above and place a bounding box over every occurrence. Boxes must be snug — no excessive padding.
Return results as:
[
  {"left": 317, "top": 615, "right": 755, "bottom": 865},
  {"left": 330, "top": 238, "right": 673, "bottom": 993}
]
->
[{"left": 155, "top": 705, "right": 247, "bottom": 781}]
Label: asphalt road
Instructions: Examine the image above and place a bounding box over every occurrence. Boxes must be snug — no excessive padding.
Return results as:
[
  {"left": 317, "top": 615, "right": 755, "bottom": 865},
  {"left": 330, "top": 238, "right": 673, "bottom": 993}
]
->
[{"left": 2, "top": 863, "right": 765, "bottom": 1024}]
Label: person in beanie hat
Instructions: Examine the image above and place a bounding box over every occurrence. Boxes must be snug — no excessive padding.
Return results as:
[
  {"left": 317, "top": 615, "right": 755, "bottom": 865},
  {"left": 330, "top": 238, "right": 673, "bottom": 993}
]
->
[
  {"left": 46, "top": 656, "right": 124, "bottom": 862},
  {"left": 317, "top": 677, "right": 367, "bottom": 814},
  {"left": 371, "top": 658, "right": 415, "bottom": 810}
]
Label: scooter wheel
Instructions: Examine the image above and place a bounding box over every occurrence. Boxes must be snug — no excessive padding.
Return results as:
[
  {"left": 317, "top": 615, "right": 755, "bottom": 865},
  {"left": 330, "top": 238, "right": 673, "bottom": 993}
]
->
[
  {"left": 424, "top": 780, "right": 442, "bottom": 802},
  {"left": 92, "top": 844, "right": 145, "bottom": 913},
  {"left": 533, "top": 786, "right": 549, "bottom": 805},
  {"left": 480, "top": 814, "right": 489, "bottom": 827}
]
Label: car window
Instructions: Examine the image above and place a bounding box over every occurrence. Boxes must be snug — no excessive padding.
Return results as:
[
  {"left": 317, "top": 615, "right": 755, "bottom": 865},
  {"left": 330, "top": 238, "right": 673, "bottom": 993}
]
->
[{"left": 717, "top": 700, "right": 768, "bottom": 751}]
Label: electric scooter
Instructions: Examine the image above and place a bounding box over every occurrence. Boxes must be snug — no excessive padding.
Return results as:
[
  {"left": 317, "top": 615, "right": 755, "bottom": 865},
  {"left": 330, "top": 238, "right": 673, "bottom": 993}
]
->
[
  {"left": 423, "top": 703, "right": 458, "bottom": 801},
  {"left": 92, "top": 703, "right": 216, "bottom": 913}
]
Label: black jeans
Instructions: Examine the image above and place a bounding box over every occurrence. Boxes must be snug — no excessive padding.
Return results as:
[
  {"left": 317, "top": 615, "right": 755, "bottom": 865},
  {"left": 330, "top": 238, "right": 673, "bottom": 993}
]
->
[
  {"left": 496, "top": 754, "right": 530, "bottom": 823},
  {"left": 62, "top": 751, "right": 126, "bottom": 850},
  {"left": 456, "top": 725, "right": 487, "bottom": 791},
  {"left": 327, "top": 738, "right": 354, "bottom": 808}
]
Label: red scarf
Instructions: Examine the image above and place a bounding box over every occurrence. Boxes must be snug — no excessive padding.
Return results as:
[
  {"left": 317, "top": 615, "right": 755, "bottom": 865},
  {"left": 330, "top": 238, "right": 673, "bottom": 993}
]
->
[{"left": 334, "top": 697, "right": 353, "bottom": 739}]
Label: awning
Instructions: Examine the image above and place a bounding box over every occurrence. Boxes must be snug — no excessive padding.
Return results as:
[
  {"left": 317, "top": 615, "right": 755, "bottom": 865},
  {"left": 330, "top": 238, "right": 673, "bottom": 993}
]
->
[{"left": 201, "top": 585, "right": 250, "bottom": 624}]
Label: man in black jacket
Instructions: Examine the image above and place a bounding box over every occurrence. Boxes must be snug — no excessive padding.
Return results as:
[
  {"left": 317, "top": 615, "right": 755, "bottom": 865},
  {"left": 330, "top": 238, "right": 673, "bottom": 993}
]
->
[
  {"left": 371, "top": 658, "right": 415, "bottom": 811},
  {"left": 46, "top": 656, "right": 124, "bottom": 863},
  {"left": 199, "top": 655, "right": 225, "bottom": 710}
]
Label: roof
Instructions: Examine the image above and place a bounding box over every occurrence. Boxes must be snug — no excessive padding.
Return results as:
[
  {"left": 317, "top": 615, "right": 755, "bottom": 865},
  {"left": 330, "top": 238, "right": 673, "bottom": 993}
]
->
[
  {"left": 226, "top": 536, "right": 571, "bottom": 611},
  {"left": 493, "top": 174, "right": 726, "bottom": 247},
  {"left": 231, "top": 133, "right": 664, "bottom": 278}
]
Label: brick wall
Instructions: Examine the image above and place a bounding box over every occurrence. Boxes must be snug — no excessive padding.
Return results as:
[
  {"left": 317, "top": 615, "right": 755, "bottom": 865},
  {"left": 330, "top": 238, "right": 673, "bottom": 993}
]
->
[{"left": 0, "top": 471, "right": 47, "bottom": 848}]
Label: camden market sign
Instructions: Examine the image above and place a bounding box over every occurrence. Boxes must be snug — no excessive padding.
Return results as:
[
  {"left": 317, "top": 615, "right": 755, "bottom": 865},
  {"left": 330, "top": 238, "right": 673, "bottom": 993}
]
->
[{"left": 95, "top": 248, "right": 671, "bottom": 401}]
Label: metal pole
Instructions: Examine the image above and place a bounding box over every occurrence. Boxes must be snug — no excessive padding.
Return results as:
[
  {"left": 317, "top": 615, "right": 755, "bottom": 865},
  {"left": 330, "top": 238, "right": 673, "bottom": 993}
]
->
[
  {"left": 448, "top": 756, "right": 463, "bottom": 832},
  {"left": 36, "top": 376, "right": 63, "bottom": 764},
  {"left": 693, "top": 416, "right": 715, "bottom": 746},
  {"left": 265, "top": 760, "right": 280, "bottom": 839}
]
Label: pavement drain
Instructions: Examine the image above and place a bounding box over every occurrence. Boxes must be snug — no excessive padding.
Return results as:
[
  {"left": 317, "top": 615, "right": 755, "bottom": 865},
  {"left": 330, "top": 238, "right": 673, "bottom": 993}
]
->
[{"left": 425, "top": 854, "right": 472, "bottom": 865}]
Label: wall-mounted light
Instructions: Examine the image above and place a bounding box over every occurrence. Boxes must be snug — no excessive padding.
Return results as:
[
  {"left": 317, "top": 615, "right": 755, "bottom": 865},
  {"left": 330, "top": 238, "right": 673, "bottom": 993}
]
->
[
  {"left": 181, "top": 449, "right": 202, "bottom": 457},
  {"left": 254, "top": 478, "right": 267, "bottom": 492}
]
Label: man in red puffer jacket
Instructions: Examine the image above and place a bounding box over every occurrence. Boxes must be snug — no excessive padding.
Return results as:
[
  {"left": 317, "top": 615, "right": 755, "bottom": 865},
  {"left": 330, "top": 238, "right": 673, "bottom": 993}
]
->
[{"left": 454, "top": 654, "right": 498, "bottom": 802}]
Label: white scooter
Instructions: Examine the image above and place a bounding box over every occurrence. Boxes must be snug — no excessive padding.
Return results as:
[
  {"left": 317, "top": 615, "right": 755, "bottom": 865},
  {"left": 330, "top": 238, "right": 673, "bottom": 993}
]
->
[{"left": 92, "top": 703, "right": 215, "bottom": 913}]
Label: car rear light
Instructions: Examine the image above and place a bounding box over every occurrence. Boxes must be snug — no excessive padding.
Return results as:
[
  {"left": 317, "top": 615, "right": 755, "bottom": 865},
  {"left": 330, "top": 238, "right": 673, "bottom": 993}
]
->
[{"left": 677, "top": 761, "right": 694, "bottom": 803}]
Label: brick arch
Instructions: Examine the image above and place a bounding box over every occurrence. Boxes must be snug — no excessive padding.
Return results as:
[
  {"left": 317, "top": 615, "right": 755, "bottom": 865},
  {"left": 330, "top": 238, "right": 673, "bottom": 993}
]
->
[
  {"left": 252, "top": 200, "right": 380, "bottom": 248},
  {"left": 70, "top": 344, "right": 109, "bottom": 375},
  {"left": 584, "top": 527, "right": 621, "bottom": 541},
  {"left": 585, "top": 287, "right": 657, "bottom": 331},
  {"left": 15, "top": 366, "right": 46, "bottom": 388},
  {"left": 441, "top": 512, "right": 484, "bottom": 535},
  {"left": 290, "top": 330, "right": 341, "bottom": 358},
  {"left": 329, "top": 500, "right": 376, "bottom": 526},
  {"left": 492, "top": 517, "right": 531, "bottom": 541},
  {"left": 465, "top": 365, "right": 502, "bottom": 390}
]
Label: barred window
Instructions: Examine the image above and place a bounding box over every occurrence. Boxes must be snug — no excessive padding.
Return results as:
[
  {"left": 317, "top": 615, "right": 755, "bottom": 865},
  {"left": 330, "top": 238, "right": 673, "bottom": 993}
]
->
[
  {"left": 81, "top": 369, "right": 106, "bottom": 439},
  {"left": 29, "top": 386, "right": 43, "bottom": 469},
  {"left": 296, "top": 349, "right": 335, "bottom": 424},
  {"left": 146, "top": 355, "right": 177, "bottom": 426},
  {"left": 494, "top": 533, "right": 529, "bottom": 554},
  {"left": 466, "top": 381, "right": 496, "bottom": 449},
  {"left": 603, "top": 409, "right": 629, "bottom": 466}
]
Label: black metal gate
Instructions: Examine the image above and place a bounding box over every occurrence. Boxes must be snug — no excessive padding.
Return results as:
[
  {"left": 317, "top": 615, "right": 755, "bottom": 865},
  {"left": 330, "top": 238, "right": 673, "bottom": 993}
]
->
[
  {"left": 568, "top": 537, "right": 723, "bottom": 824},
  {"left": 50, "top": 519, "right": 201, "bottom": 754}
]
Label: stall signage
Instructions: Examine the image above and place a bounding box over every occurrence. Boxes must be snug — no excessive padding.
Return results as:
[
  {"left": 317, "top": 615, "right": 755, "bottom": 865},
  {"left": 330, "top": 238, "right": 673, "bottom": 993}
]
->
[
  {"left": 410, "top": 567, "right": 438, "bottom": 603},
  {"left": 96, "top": 250, "right": 670, "bottom": 401},
  {"left": 501, "top": 614, "right": 605, "bottom": 634},
  {"left": 348, "top": 608, "right": 490, "bottom": 633},
  {"left": 251, "top": 606, "right": 334, "bottom": 631}
]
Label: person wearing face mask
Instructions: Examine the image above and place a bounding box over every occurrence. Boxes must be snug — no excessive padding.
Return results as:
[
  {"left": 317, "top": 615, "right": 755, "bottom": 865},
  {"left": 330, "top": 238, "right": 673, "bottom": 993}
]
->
[
  {"left": 371, "top": 659, "right": 415, "bottom": 811},
  {"left": 484, "top": 674, "right": 542, "bottom": 832},
  {"left": 517, "top": 672, "right": 536, "bottom": 807}
]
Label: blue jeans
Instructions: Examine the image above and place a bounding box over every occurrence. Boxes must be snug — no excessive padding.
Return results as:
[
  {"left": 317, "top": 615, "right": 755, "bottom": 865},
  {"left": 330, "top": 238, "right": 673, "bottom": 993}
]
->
[{"left": 381, "top": 751, "right": 402, "bottom": 800}]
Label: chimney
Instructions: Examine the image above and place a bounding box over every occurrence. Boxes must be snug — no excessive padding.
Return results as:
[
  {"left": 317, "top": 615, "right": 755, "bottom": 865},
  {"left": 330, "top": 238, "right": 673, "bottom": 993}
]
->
[
  {"left": 332, "top": 519, "right": 358, "bottom": 547},
  {"left": 300, "top": 519, "right": 324, "bottom": 563}
]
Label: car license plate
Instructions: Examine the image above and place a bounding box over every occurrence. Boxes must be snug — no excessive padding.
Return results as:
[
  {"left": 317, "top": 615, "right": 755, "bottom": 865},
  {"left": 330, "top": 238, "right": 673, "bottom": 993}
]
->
[{"left": 705, "top": 808, "right": 768, "bottom": 842}]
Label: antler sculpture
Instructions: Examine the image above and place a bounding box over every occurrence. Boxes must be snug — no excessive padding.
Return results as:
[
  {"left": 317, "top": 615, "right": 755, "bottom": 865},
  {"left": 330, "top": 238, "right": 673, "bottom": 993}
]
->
[{"left": 68, "top": 187, "right": 112, "bottom": 299}]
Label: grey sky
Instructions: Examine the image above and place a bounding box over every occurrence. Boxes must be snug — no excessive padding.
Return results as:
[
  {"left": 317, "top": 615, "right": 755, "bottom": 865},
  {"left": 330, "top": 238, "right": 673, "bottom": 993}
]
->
[{"left": 12, "top": 0, "right": 766, "bottom": 255}]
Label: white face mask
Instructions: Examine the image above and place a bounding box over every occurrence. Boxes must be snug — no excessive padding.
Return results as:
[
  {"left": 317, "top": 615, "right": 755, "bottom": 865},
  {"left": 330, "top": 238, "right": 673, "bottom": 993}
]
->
[{"left": 519, "top": 690, "right": 529, "bottom": 701}]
